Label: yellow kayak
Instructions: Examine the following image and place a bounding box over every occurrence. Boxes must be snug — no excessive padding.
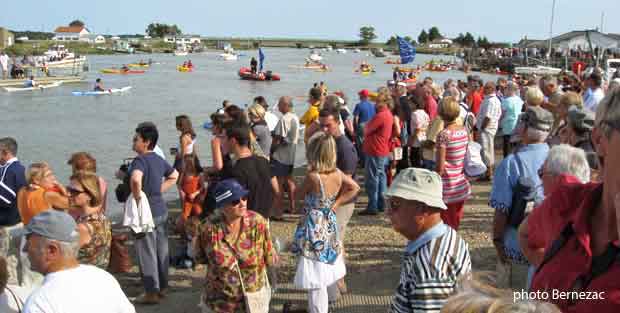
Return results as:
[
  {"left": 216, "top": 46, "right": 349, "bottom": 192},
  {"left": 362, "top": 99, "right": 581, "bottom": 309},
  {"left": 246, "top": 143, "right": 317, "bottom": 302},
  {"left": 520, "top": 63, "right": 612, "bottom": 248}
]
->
[
  {"left": 128, "top": 63, "right": 150, "bottom": 68},
  {"left": 177, "top": 66, "right": 193, "bottom": 72}
]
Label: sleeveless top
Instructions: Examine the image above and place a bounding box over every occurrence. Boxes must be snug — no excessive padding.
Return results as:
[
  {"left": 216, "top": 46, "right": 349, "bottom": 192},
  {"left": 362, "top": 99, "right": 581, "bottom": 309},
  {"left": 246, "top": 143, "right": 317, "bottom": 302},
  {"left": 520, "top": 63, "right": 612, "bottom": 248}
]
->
[
  {"left": 17, "top": 187, "right": 50, "bottom": 225},
  {"left": 292, "top": 172, "right": 342, "bottom": 264},
  {"left": 77, "top": 212, "right": 112, "bottom": 269}
]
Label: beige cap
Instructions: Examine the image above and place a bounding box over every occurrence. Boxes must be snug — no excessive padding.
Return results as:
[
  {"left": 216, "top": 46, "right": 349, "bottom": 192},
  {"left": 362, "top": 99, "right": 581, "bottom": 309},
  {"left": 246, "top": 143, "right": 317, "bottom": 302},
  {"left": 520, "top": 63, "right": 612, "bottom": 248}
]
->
[{"left": 384, "top": 168, "right": 447, "bottom": 210}]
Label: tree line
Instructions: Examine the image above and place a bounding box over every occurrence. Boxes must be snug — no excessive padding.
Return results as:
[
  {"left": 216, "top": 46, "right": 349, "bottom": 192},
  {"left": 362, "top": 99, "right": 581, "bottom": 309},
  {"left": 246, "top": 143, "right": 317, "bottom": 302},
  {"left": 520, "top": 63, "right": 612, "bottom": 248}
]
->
[{"left": 359, "top": 25, "right": 494, "bottom": 48}]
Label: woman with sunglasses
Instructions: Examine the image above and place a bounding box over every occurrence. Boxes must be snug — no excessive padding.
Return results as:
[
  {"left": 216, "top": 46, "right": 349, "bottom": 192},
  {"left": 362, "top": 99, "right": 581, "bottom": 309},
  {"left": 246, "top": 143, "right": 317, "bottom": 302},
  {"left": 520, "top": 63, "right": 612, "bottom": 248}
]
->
[
  {"left": 194, "top": 178, "right": 277, "bottom": 313},
  {"left": 68, "top": 171, "right": 111, "bottom": 269},
  {"left": 17, "top": 162, "right": 70, "bottom": 226}
]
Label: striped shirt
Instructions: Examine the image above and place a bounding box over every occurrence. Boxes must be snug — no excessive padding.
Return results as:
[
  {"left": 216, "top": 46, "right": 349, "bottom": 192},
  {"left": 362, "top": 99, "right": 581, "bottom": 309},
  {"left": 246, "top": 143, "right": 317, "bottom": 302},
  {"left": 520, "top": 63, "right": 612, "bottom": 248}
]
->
[
  {"left": 390, "top": 225, "right": 471, "bottom": 313},
  {"left": 476, "top": 94, "right": 502, "bottom": 136},
  {"left": 437, "top": 128, "right": 471, "bottom": 204}
]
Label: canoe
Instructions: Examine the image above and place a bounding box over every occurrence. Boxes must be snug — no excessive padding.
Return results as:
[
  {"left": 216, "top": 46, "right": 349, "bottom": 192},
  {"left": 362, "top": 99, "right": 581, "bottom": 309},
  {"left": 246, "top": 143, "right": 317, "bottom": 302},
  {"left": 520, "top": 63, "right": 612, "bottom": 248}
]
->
[
  {"left": 72, "top": 86, "right": 132, "bottom": 96},
  {"left": 100, "top": 69, "right": 145, "bottom": 74},
  {"left": 4, "top": 81, "right": 62, "bottom": 92},
  {"left": 238, "top": 67, "right": 281, "bottom": 81},
  {"left": 177, "top": 66, "right": 193, "bottom": 72},
  {"left": 128, "top": 63, "right": 150, "bottom": 68}
]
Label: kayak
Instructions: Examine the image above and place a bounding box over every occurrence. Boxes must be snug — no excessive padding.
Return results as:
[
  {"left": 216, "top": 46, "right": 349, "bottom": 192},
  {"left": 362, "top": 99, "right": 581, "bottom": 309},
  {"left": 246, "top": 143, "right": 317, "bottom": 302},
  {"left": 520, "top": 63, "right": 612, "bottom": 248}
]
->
[
  {"left": 72, "top": 86, "right": 132, "bottom": 96},
  {"left": 100, "top": 69, "right": 145, "bottom": 74},
  {"left": 4, "top": 81, "right": 62, "bottom": 92},
  {"left": 238, "top": 67, "right": 280, "bottom": 81},
  {"left": 177, "top": 66, "right": 193, "bottom": 72},
  {"left": 128, "top": 63, "right": 150, "bottom": 68}
]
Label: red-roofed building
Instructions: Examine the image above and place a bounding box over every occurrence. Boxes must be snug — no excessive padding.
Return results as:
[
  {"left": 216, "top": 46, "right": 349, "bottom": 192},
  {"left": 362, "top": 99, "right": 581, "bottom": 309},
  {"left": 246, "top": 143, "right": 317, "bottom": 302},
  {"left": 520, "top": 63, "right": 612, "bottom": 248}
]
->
[{"left": 53, "top": 25, "right": 90, "bottom": 41}]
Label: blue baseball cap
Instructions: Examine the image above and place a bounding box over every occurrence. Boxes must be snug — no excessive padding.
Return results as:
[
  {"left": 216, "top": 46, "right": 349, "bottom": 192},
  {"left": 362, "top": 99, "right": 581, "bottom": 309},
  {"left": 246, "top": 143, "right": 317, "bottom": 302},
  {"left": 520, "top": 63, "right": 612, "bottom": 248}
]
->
[{"left": 214, "top": 179, "right": 249, "bottom": 209}]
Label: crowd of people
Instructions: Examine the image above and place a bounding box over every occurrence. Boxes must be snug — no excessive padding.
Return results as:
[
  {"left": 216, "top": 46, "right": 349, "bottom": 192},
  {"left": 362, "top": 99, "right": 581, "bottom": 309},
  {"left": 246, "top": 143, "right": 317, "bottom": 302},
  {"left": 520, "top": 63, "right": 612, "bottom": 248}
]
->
[{"left": 1, "top": 63, "right": 620, "bottom": 313}]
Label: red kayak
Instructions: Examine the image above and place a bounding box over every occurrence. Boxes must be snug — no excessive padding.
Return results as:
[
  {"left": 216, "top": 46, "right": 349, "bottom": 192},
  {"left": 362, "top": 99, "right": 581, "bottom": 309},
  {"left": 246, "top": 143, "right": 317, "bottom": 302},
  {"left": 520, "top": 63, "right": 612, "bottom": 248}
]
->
[{"left": 238, "top": 67, "right": 281, "bottom": 81}]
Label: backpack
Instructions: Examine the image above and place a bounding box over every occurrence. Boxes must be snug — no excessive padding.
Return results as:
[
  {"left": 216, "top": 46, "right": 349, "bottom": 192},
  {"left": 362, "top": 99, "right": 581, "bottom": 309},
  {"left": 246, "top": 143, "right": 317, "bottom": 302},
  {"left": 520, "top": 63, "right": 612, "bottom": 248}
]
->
[
  {"left": 536, "top": 224, "right": 620, "bottom": 299},
  {"left": 507, "top": 153, "right": 538, "bottom": 227}
]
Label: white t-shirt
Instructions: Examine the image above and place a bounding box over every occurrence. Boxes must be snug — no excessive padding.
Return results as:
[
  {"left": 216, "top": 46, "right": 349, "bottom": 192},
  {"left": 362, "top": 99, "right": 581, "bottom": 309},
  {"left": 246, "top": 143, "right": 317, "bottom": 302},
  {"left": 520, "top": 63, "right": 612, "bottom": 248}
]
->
[
  {"left": 264, "top": 111, "right": 279, "bottom": 132},
  {"left": 272, "top": 112, "right": 300, "bottom": 165},
  {"left": 23, "top": 265, "right": 135, "bottom": 313},
  {"left": 0, "top": 54, "right": 8, "bottom": 69},
  {"left": 476, "top": 94, "right": 502, "bottom": 135},
  {"left": 1, "top": 285, "right": 31, "bottom": 313}
]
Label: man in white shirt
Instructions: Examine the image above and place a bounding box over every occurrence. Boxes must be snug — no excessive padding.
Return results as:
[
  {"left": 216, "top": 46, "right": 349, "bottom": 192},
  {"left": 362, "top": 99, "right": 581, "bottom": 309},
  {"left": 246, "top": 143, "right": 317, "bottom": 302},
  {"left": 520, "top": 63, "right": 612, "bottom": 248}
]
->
[
  {"left": 583, "top": 71, "right": 605, "bottom": 113},
  {"left": 475, "top": 81, "right": 502, "bottom": 180},
  {"left": 22, "top": 210, "right": 135, "bottom": 313},
  {"left": 0, "top": 52, "right": 8, "bottom": 80},
  {"left": 271, "top": 96, "right": 300, "bottom": 218}
]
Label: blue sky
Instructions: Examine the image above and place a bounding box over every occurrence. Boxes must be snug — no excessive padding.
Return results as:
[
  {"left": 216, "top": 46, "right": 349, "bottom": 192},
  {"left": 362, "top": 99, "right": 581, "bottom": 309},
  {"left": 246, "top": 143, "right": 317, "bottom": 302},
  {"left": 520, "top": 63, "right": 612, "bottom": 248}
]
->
[{"left": 2, "top": 0, "right": 618, "bottom": 43}]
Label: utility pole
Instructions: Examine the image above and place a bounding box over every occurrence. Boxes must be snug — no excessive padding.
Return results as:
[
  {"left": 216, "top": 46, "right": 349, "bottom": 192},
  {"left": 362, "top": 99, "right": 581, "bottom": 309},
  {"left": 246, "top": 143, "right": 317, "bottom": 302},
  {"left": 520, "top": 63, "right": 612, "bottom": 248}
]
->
[
  {"left": 600, "top": 11, "right": 605, "bottom": 33},
  {"left": 547, "top": 0, "right": 557, "bottom": 64}
]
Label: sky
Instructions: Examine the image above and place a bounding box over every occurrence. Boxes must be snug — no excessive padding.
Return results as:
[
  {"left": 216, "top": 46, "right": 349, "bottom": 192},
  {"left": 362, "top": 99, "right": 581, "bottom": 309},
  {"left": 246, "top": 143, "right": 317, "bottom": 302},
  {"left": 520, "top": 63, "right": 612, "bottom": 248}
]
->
[{"left": 2, "top": 0, "right": 619, "bottom": 43}]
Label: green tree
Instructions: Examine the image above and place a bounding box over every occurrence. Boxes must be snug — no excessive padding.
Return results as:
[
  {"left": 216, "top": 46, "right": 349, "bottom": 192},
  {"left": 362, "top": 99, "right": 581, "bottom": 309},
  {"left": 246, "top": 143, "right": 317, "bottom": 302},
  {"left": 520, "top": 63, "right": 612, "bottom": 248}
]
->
[
  {"left": 463, "top": 32, "right": 475, "bottom": 47},
  {"left": 454, "top": 33, "right": 465, "bottom": 46},
  {"left": 146, "top": 23, "right": 182, "bottom": 38},
  {"left": 359, "top": 26, "right": 377, "bottom": 45},
  {"left": 428, "top": 26, "right": 442, "bottom": 42},
  {"left": 477, "top": 36, "right": 491, "bottom": 48},
  {"left": 386, "top": 35, "right": 397, "bottom": 46},
  {"left": 69, "top": 20, "right": 85, "bottom": 27},
  {"left": 418, "top": 30, "right": 429, "bottom": 44}
]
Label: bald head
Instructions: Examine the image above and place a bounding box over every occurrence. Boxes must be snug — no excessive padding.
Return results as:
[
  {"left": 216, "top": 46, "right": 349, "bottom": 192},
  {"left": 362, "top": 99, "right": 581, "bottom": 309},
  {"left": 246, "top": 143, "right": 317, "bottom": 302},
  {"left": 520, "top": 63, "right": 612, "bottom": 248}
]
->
[{"left": 278, "top": 96, "right": 293, "bottom": 114}]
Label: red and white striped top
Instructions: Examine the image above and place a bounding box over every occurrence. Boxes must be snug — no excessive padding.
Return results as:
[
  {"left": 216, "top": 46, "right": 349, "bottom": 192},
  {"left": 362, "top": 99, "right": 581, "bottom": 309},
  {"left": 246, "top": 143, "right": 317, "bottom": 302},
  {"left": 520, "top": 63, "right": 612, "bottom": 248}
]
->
[{"left": 437, "top": 128, "right": 471, "bottom": 204}]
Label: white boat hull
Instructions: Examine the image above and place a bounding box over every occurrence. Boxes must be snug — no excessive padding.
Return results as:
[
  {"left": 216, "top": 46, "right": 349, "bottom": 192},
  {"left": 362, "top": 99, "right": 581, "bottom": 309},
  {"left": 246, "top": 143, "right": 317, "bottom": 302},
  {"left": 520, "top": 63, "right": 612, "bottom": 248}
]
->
[
  {"left": 309, "top": 54, "right": 323, "bottom": 62},
  {"left": 174, "top": 51, "right": 188, "bottom": 56},
  {"left": 4, "top": 81, "right": 62, "bottom": 92},
  {"left": 72, "top": 86, "right": 132, "bottom": 96},
  {"left": 515, "top": 66, "right": 562, "bottom": 75},
  {"left": 46, "top": 56, "right": 87, "bottom": 68},
  {"left": 219, "top": 53, "right": 238, "bottom": 61}
]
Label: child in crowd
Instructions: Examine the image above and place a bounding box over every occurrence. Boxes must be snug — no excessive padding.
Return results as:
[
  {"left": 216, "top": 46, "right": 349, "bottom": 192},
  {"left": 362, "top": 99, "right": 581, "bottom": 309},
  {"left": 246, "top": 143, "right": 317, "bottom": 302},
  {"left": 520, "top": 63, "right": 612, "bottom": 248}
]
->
[{"left": 175, "top": 154, "right": 205, "bottom": 268}]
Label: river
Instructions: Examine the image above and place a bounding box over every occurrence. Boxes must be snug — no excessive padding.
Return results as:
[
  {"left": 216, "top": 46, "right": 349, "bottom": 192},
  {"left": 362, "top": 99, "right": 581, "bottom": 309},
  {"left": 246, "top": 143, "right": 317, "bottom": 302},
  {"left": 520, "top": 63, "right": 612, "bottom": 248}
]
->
[{"left": 0, "top": 48, "right": 501, "bottom": 220}]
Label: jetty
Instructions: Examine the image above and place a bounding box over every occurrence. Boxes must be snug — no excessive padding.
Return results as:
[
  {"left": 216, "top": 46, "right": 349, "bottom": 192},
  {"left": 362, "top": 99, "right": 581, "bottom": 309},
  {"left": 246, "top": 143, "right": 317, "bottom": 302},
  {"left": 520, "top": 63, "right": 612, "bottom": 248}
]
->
[{"left": 0, "top": 76, "right": 86, "bottom": 87}]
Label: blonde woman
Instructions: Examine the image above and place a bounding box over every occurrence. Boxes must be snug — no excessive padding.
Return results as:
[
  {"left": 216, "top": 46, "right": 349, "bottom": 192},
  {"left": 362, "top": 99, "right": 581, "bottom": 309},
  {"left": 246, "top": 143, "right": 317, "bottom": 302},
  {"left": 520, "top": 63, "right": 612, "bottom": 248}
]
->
[
  {"left": 292, "top": 132, "right": 360, "bottom": 313},
  {"left": 17, "top": 162, "right": 70, "bottom": 226},
  {"left": 435, "top": 97, "right": 471, "bottom": 230},
  {"left": 68, "top": 171, "right": 111, "bottom": 269},
  {"left": 248, "top": 103, "right": 272, "bottom": 159}
]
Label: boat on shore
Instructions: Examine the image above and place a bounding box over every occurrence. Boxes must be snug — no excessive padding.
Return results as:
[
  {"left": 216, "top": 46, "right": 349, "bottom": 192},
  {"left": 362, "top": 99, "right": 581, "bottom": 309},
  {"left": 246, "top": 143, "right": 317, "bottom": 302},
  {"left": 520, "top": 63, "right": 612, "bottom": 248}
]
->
[
  {"left": 4, "top": 81, "right": 63, "bottom": 92},
  {"left": 72, "top": 86, "right": 132, "bottom": 96},
  {"left": 238, "top": 67, "right": 280, "bottom": 81},
  {"left": 514, "top": 65, "right": 562, "bottom": 76},
  {"left": 43, "top": 45, "right": 87, "bottom": 68}
]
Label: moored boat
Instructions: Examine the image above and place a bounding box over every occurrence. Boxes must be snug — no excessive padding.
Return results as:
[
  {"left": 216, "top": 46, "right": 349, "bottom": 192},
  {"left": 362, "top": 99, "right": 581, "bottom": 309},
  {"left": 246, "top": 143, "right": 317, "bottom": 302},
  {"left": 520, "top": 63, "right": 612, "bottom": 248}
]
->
[{"left": 100, "top": 69, "right": 145, "bottom": 74}]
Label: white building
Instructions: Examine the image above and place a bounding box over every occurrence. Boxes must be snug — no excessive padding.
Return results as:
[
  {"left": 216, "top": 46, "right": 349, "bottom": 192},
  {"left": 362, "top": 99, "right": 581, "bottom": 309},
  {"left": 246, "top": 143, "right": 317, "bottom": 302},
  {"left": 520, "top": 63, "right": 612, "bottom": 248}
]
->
[
  {"left": 428, "top": 38, "right": 453, "bottom": 49},
  {"left": 53, "top": 26, "right": 90, "bottom": 41},
  {"left": 164, "top": 35, "right": 201, "bottom": 45},
  {"left": 84, "top": 34, "right": 106, "bottom": 44},
  {"left": 551, "top": 30, "right": 619, "bottom": 51}
]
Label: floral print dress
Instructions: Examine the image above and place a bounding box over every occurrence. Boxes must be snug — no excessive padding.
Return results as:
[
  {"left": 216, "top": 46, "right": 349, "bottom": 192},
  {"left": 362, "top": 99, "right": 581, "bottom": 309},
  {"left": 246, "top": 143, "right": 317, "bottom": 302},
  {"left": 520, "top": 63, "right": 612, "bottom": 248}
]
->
[
  {"left": 77, "top": 212, "right": 112, "bottom": 269},
  {"left": 194, "top": 210, "right": 275, "bottom": 313}
]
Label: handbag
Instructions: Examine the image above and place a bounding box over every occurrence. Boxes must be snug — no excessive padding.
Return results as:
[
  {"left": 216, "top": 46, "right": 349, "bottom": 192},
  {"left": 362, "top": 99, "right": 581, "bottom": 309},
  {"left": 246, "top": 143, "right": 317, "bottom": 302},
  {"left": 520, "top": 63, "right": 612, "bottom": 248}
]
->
[{"left": 224, "top": 238, "right": 271, "bottom": 313}]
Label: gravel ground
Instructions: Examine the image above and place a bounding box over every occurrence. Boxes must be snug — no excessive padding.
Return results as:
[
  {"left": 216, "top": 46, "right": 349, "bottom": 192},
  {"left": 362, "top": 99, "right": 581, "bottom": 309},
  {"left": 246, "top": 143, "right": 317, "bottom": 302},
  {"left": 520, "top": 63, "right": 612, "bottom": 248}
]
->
[{"left": 119, "top": 169, "right": 498, "bottom": 313}]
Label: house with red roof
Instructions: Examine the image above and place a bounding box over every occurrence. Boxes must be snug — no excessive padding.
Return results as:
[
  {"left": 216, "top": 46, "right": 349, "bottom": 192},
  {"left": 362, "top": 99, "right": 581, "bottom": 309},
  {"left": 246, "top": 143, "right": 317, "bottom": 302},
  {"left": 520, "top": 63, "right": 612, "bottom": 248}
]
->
[{"left": 53, "top": 25, "right": 90, "bottom": 41}]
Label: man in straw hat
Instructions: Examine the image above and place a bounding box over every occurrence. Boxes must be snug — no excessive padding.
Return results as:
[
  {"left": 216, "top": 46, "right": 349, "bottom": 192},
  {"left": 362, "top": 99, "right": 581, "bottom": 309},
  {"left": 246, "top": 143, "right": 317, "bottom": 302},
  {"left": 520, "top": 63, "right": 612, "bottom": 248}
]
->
[{"left": 385, "top": 168, "right": 471, "bottom": 313}]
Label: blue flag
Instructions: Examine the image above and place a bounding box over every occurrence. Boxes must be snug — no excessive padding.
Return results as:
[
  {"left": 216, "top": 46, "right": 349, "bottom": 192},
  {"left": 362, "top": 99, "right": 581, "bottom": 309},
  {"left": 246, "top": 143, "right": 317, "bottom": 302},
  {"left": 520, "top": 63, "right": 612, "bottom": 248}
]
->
[
  {"left": 397, "top": 36, "right": 416, "bottom": 64},
  {"left": 259, "top": 48, "right": 265, "bottom": 72}
]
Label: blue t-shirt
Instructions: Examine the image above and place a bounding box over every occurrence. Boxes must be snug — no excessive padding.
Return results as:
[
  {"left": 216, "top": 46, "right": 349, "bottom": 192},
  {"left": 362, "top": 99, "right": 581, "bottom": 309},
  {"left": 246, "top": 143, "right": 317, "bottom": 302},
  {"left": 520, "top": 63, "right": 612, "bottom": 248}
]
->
[
  {"left": 353, "top": 100, "right": 376, "bottom": 124},
  {"left": 130, "top": 152, "right": 174, "bottom": 218},
  {"left": 500, "top": 96, "right": 524, "bottom": 135}
]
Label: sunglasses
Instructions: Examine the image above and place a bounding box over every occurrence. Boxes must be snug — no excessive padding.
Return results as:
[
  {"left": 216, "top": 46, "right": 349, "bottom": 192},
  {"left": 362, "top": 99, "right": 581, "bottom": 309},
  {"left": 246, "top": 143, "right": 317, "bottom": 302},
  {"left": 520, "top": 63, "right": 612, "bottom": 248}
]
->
[
  {"left": 230, "top": 196, "right": 248, "bottom": 206},
  {"left": 67, "top": 186, "right": 87, "bottom": 196}
]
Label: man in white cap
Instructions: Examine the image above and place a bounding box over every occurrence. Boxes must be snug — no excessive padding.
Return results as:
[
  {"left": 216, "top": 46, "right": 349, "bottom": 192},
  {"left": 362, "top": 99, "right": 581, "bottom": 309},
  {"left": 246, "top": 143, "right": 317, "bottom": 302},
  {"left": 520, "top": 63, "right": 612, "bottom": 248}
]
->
[
  {"left": 22, "top": 210, "right": 135, "bottom": 313},
  {"left": 385, "top": 168, "right": 471, "bottom": 313}
]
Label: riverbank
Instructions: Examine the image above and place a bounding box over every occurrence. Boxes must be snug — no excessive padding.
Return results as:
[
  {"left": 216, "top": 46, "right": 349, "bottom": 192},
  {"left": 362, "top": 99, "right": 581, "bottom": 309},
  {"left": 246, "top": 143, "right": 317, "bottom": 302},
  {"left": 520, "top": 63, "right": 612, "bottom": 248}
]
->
[{"left": 115, "top": 166, "right": 497, "bottom": 313}]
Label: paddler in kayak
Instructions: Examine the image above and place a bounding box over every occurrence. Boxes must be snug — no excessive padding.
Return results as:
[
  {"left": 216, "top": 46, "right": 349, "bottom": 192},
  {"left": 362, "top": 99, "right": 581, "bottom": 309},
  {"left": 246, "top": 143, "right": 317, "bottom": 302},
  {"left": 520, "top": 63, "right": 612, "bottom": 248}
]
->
[
  {"left": 121, "top": 64, "right": 129, "bottom": 72},
  {"left": 23, "top": 76, "right": 37, "bottom": 88},
  {"left": 250, "top": 57, "right": 258, "bottom": 74},
  {"left": 187, "top": 60, "right": 193, "bottom": 68},
  {"left": 93, "top": 78, "right": 105, "bottom": 91}
]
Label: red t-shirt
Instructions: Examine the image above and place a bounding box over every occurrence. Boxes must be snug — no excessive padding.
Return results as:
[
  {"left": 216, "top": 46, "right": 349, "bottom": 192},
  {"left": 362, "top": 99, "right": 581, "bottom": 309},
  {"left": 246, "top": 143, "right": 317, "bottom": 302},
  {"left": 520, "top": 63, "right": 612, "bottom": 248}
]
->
[
  {"left": 467, "top": 91, "right": 483, "bottom": 116},
  {"left": 425, "top": 95, "right": 438, "bottom": 121},
  {"left": 530, "top": 183, "right": 620, "bottom": 313},
  {"left": 363, "top": 106, "right": 393, "bottom": 157},
  {"left": 527, "top": 174, "right": 584, "bottom": 253}
]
